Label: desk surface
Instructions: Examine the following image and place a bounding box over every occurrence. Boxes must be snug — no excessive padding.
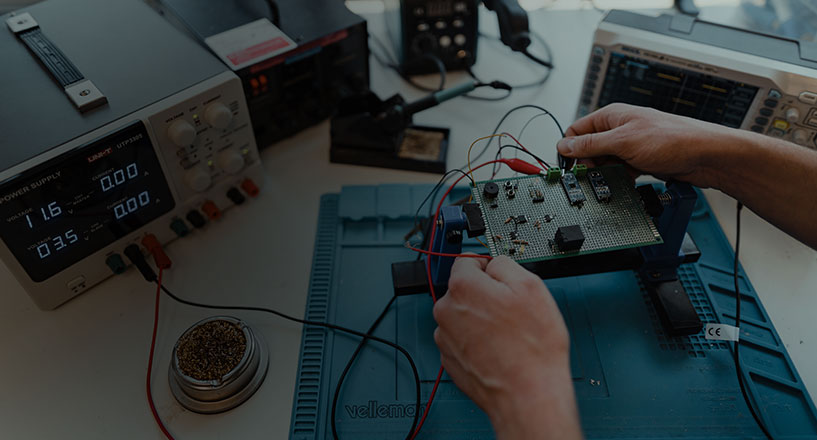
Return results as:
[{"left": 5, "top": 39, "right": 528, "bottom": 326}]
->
[{"left": 1, "top": 6, "right": 815, "bottom": 439}]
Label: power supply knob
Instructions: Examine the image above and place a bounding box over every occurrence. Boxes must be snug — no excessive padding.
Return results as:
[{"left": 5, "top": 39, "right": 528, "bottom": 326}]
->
[
  {"left": 205, "top": 102, "right": 233, "bottom": 129},
  {"left": 168, "top": 119, "right": 196, "bottom": 147},
  {"left": 185, "top": 167, "right": 212, "bottom": 192},
  {"left": 793, "top": 129, "right": 809, "bottom": 145},
  {"left": 217, "top": 150, "right": 245, "bottom": 175},
  {"left": 786, "top": 107, "right": 801, "bottom": 123}
]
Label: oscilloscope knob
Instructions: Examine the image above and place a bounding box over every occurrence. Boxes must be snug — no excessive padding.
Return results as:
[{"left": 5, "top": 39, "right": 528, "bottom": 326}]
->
[
  {"left": 185, "top": 167, "right": 212, "bottom": 192},
  {"left": 204, "top": 102, "right": 233, "bottom": 130},
  {"left": 167, "top": 119, "right": 197, "bottom": 147}
]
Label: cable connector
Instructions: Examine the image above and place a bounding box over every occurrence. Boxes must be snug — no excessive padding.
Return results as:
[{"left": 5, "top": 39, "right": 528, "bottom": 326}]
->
[
  {"left": 141, "top": 234, "right": 172, "bottom": 270},
  {"left": 124, "top": 244, "right": 158, "bottom": 282}
]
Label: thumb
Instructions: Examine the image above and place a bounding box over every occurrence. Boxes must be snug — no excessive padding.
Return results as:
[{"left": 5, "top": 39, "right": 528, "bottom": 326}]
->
[{"left": 557, "top": 132, "right": 614, "bottom": 158}]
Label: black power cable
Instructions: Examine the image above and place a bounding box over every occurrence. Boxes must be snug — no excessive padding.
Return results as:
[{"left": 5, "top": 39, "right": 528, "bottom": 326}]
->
[
  {"left": 330, "top": 296, "right": 397, "bottom": 440},
  {"left": 732, "top": 202, "right": 774, "bottom": 439},
  {"left": 158, "top": 284, "right": 423, "bottom": 440}
]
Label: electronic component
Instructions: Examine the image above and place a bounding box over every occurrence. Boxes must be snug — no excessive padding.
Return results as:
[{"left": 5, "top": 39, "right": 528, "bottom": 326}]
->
[
  {"left": 555, "top": 225, "right": 585, "bottom": 252},
  {"left": 385, "top": 0, "right": 479, "bottom": 75},
  {"left": 579, "top": 10, "right": 817, "bottom": 150},
  {"left": 0, "top": 0, "right": 264, "bottom": 309},
  {"left": 471, "top": 166, "right": 661, "bottom": 263},
  {"left": 530, "top": 188, "right": 544, "bottom": 203},
  {"left": 588, "top": 170, "right": 611, "bottom": 202},
  {"left": 150, "top": 0, "right": 370, "bottom": 148},
  {"left": 561, "top": 172, "right": 586, "bottom": 205},
  {"left": 483, "top": 182, "right": 500, "bottom": 199},
  {"left": 572, "top": 164, "right": 588, "bottom": 177},
  {"left": 546, "top": 167, "right": 561, "bottom": 182}
]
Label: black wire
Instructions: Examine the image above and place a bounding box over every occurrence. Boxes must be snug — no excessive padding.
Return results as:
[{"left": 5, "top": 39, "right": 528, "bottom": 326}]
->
[
  {"left": 369, "top": 33, "right": 446, "bottom": 92},
  {"left": 158, "top": 284, "right": 422, "bottom": 439},
  {"left": 732, "top": 202, "right": 774, "bottom": 439},
  {"left": 262, "top": 0, "right": 280, "bottom": 26},
  {"left": 473, "top": 29, "right": 554, "bottom": 90},
  {"left": 522, "top": 49, "right": 554, "bottom": 69},
  {"left": 465, "top": 105, "right": 564, "bottom": 176},
  {"left": 369, "top": 32, "right": 524, "bottom": 101},
  {"left": 331, "top": 296, "right": 397, "bottom": 440},
  {"left": 494, "top": 144, "right": 552, "bottom": 169},
  {"left": 414, "top": 169, "right": 475, "bottom": 232}
]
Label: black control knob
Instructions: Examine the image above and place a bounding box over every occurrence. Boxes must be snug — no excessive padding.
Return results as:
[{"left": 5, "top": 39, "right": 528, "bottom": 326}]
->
[{"left": 483, "top": 182, "right": 500, "bottom": 199}]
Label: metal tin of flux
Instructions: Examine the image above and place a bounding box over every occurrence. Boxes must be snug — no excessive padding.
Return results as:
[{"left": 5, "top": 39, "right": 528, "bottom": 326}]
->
[{"left": 168, "top": 316, "right": 269, "bottom": 414}]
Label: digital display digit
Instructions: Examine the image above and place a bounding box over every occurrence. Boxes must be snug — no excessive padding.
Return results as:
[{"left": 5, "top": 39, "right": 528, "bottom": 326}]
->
[
  {"left": 0, "top": 122, "right": 175, "bottom": 282},
  {"left": 598, "top": 53, "right": 760, "bottom": 128}
]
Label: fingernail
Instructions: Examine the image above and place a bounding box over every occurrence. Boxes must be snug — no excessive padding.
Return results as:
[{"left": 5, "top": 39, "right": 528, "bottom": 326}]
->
[{"left": 558, "top": 138, "right": 575, "bottom": 154}]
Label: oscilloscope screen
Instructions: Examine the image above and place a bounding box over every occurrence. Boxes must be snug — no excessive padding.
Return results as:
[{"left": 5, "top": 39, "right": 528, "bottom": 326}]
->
[{"left": 597, "top": 53, "right": 759, "bottom": 128}]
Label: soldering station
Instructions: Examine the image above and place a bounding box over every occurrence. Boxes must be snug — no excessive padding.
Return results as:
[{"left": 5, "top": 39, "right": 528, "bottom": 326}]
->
[{"left": 1, "top": 0, "right": 817, "bottom": 439}]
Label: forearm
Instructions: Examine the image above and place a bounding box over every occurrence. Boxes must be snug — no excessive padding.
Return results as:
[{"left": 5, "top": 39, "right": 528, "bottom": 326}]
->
[
  {"left": 703, "top": 129, "right": 817, "bottom": 249},
  {"left": 490, "top": 360, "right": 583, "bottom": 440}
]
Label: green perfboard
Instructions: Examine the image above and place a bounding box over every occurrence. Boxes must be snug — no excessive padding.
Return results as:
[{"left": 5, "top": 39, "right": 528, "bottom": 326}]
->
[{"left": 471, "top": 165, "right": 662, "bottom": 263}]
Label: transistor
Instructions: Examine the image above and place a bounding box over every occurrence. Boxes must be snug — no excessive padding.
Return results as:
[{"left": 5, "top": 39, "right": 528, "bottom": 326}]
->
[
  {"left": 561, "top": 172, "right": 586, "bottom": 205},
  {"left": 515, "top": 215, "right": 527, "bottom": 224}
]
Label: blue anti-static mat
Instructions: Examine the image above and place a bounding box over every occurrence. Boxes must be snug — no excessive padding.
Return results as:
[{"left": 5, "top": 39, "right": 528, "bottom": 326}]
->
[{"left": 288, "top": 184, "right": 817, "bottom": 439}]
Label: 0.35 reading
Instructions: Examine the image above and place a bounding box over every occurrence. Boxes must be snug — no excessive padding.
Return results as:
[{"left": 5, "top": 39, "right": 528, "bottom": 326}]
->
[{"left": 35, "top": 229, "right": 78, "bottom": 259}]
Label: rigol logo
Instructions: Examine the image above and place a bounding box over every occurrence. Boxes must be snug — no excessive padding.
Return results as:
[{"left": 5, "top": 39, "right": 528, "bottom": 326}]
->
[{"left": 344, "top": 400, "right": 426, "bottom": 419}]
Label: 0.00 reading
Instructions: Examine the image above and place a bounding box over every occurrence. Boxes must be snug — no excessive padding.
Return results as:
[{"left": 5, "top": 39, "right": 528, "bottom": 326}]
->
[
  {"left": 35, "top": 230, "right": 79, "bottom": 259},
  {"left": 114, "top": 191, "right": 151, "bottom": 220},
  {"left": 100, "top": 163, "right": 139, "bottom": 192}
]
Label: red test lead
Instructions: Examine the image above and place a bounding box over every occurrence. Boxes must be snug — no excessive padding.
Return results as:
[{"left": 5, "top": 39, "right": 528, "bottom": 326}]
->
[
  {"left": 499, "top": 158, "right": 544, "bottom": 175},
  {"left": 141, "top": 234, "right": 172, "bottom": 270}
]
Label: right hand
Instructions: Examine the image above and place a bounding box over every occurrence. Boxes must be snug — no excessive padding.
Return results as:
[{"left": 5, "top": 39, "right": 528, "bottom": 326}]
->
[{"left": 556, "top": 103, "right": 741, "bottom": 189}]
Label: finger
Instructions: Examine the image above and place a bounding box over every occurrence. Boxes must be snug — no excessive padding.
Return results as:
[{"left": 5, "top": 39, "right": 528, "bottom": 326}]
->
[
  {"left": 448, "top": 256, "right": 503, "bottom": 295},
  {"left": 557, "top": 126, "right": 627, "bottom": 159},
  {"left": 455, "top": 254, "right": 489, "bottom": 271},
  {"left": 484, "top": 256, "right": 543, "bottom": 293},
  {"left": 564, "top": 104, "right": 625, "bottom": 137}
]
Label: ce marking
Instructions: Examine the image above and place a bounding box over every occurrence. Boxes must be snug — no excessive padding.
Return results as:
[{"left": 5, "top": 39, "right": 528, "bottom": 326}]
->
[{"left": 707, "top": 327, "right": 722, "bottom": 337}]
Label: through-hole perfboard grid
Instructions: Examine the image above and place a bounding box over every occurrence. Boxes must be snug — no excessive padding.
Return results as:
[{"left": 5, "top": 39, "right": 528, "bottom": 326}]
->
[{"left": 471, "top": 165, "right": 662, "bottom": 263}]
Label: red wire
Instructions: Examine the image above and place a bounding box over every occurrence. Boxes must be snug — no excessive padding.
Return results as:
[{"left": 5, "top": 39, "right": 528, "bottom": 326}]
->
[
  {"left": 410, "top": 160, "right": 504, "bottom": 440},
  {"left": 147, "top": 269, "right": 175, "bottom": 440},
  {"left": 405, "top": 245, "right": 493, "bottom": 260}
]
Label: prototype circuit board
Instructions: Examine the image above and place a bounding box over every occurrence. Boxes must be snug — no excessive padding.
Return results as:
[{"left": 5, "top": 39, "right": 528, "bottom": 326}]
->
[{"left": 471, "top": 165, "right": 662, "bottom": 263}]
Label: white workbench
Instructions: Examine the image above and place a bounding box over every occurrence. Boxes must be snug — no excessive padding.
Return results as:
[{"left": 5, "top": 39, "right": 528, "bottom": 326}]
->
[{"left": 1, "top": 6, "right": 815, "bottom": 439}]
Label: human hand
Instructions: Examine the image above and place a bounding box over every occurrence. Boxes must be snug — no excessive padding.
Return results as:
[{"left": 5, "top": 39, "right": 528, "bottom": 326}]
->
[
  {"left": 433, "top": 256, "right": 582, "bottom": 440},
  {"left": 556, "top": 103, "right": 743, "bottom": 189}
]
